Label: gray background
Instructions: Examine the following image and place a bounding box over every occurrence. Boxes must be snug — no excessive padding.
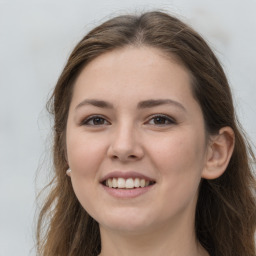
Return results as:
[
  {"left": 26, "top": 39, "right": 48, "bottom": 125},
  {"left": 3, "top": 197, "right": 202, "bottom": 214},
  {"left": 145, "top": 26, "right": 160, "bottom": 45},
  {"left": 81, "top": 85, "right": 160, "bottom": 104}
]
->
[{"left": 0, "top": 1, "right": 255, "bottom": 255}]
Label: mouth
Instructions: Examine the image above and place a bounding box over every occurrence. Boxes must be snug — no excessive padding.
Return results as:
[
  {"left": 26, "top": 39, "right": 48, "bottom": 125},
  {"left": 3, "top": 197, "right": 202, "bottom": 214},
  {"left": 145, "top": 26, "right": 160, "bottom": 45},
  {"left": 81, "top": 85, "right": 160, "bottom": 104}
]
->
[{"left": 102, "top": 177, "right": 156, "bottom": 189}]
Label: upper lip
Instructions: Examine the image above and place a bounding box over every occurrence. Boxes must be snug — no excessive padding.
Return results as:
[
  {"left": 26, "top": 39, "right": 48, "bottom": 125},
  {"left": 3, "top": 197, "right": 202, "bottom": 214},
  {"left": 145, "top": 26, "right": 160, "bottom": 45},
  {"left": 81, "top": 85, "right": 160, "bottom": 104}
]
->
[{"left": 100, "top": 171, "right": 155, "bottom": 183}]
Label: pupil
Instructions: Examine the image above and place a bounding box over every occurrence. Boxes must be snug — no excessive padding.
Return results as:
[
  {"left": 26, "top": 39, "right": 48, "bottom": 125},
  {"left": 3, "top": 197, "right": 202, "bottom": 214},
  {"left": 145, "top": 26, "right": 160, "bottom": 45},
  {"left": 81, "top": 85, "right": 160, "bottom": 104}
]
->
[
  {"left": 155, "top": 117, "right": 166, "bottom": 124},
  {"left": 93, "top": 118, "right": 104, "bottom": 125}
]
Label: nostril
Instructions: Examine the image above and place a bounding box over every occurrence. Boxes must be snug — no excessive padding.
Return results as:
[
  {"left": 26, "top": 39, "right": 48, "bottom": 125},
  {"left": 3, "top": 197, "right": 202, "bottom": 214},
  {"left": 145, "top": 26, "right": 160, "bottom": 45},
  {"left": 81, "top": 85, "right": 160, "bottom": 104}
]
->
[{"left": 111, "top": 154, "right": 138, "bottom": 161}]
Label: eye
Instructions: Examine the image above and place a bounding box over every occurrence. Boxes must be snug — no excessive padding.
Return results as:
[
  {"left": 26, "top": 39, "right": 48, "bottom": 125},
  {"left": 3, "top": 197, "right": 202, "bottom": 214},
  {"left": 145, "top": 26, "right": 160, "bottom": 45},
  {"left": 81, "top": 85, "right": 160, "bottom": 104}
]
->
[
  {"left": 146, "top": 114, "right": 176, "bottom": 126},
  {"left": 81, "top": 115, "right": 110, "bottom": 126}
]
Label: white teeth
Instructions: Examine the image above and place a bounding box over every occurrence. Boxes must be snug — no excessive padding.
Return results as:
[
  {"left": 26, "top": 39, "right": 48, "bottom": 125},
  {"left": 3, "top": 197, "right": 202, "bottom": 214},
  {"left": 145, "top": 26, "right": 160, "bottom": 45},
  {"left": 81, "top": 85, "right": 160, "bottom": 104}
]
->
[
  {"left": 125, "top": 178, "right": 134, "bottom": 188},
  {"left": 105, "top": 177, "right": 153, "bottom": 189},
  {"left": 112, "top": 178, "right": 117, "bottom": 188},
  {"left": 117, "top": 178, "right": 125, "bottom": 188},
  {"left": 134, "top": 178, "right": 140, "bottom": 188},
  {"left": 107, "top": 179, "right": 112, "bottom": 188}
]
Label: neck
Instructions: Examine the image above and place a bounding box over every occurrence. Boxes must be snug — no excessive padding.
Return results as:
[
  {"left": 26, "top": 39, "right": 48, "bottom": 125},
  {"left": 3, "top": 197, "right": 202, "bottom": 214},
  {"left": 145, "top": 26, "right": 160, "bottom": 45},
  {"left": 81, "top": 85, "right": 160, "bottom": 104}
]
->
[{"left": 99, "top": 216, "right": 209, "bottom": 256}]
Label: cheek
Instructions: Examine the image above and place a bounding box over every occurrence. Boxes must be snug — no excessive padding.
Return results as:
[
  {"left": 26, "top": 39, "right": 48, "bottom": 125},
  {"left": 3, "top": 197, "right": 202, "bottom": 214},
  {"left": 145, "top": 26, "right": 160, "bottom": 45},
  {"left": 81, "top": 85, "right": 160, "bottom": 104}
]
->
[
  {"left": 148, "top": 130, "right": 206, "bottom": 205},
  {"left": 150, "top": 130, "right": 206, "bottom": 172},
  {"left": 66, "top": 132, "right": 108, "bottom": 215},
  {"left": 66, "top": 131, "right": 107, "bottom": 175}
]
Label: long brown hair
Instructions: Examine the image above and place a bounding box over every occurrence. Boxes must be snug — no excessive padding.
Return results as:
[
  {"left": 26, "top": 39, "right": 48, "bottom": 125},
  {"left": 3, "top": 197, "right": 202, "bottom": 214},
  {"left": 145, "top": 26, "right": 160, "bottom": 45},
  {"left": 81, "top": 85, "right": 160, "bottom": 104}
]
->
[{"left": 36, "top": 11, "right": 256, "bottom": 256}]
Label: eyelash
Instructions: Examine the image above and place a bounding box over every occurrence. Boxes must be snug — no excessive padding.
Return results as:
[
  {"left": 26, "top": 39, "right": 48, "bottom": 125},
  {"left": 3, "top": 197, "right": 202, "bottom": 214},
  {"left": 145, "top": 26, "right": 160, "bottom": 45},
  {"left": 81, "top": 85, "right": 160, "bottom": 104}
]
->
[
  {"left": 81, "top": 114, "right": 176, "bottom": 127},
  {"left": 146, "top": 114, "right": 176, "bottom": 126},
  {"left": 81, "top": 115, "right": 110, "bottom": 126}
]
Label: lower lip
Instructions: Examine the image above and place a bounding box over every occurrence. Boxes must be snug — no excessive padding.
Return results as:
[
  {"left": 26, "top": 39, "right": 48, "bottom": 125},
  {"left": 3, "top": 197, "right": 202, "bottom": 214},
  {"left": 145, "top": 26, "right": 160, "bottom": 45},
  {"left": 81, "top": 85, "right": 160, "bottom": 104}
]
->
[{"left": 101, "top": 184, "right": 155, "bottom": 199}]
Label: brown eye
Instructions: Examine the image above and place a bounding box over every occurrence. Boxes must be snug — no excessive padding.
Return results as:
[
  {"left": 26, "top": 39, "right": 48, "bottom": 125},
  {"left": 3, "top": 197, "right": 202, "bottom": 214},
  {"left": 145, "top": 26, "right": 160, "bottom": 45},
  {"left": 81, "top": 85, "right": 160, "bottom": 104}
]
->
[
  {"left": 147, "top": 115, "right": 176, "bottom": 126},
  {"left": 82, "top": 116, "right": 110, "bottom": 126}
]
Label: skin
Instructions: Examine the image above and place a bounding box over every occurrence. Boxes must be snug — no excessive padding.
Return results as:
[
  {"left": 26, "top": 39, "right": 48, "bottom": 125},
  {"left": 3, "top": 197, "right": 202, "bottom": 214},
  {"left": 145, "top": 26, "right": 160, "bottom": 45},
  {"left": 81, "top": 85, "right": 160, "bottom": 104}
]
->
[{"left": 65, "top": 46, "right": 229, "bottom": 256}]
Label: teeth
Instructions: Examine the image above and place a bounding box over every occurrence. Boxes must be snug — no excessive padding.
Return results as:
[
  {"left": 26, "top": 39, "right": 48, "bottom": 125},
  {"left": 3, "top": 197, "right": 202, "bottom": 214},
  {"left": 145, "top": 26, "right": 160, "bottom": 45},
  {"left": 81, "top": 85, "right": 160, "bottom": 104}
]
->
[
  {"left": 126, "top": 178, "right": 134, "bottom": 189},
  {"left": 134, "top": 178, "right": 140, "bottom": 188},
  {"left": 105, "top": 177, "right": 153, "bottom": 189},
  {"left": 112, "top": 178, "right": 117, "bottom": 188},
  {"left": 117, "top": 178, "right": 125, "bottom": 188}
]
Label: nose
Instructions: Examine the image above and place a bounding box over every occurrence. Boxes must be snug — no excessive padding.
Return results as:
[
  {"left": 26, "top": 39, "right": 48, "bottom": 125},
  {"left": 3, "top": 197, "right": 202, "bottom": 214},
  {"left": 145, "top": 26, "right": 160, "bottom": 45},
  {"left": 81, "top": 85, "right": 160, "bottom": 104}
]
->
[{"left": 107, "top": 123, "right": 144, "bottom": 162}]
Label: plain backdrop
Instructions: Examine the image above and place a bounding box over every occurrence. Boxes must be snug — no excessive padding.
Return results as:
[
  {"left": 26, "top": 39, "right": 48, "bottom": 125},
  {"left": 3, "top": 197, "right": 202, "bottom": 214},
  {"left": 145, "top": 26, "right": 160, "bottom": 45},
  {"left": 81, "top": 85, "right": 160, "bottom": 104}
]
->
[{"left": 0, "top": 1, "right": 255, "bottom": 255}]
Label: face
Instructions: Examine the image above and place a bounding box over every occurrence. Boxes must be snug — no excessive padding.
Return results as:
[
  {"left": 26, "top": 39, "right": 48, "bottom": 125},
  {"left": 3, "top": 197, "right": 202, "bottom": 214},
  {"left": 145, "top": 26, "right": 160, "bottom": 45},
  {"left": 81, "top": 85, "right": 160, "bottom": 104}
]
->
[{"left": 66, "top": 46, "right": 209, "bottom": 235}]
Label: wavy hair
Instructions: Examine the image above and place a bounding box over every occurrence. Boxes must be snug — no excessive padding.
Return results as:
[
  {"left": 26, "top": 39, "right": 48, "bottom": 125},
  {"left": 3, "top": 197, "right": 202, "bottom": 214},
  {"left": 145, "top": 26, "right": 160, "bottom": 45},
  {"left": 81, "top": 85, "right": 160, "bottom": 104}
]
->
[{"left": 36, "top": 11, "right": 256, "bottom": 256}]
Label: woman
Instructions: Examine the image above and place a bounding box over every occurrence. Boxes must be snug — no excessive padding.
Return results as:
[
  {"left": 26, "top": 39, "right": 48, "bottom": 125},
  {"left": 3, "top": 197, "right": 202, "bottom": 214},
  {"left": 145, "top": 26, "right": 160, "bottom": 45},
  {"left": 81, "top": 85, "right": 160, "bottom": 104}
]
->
[{"left": 36, "top": 11, "right": 256, "bottom": 256}]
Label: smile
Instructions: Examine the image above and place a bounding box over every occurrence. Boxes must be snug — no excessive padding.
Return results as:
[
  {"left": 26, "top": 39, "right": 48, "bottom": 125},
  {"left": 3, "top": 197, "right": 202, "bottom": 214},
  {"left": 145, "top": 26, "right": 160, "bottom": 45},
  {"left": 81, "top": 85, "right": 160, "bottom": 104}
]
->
[{"left": 103, "top": 177, "right": 155, "bottom": 189}]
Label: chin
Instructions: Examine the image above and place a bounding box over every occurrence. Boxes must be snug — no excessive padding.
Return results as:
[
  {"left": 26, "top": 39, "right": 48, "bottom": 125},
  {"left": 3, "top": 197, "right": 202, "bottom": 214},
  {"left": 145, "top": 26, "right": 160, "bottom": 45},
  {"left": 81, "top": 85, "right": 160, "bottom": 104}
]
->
[
  {"left": 96, "top": 210, "right": 156, "bottom": 234},
  {"left": 101, "top": 221, "right": 152, "bottom": 234}
]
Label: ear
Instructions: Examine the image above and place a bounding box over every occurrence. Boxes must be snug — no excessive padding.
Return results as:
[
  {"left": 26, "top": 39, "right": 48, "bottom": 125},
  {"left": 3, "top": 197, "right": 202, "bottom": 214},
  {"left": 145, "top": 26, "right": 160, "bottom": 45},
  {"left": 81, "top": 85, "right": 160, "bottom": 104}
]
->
[{"left": 202, "top": 126, "right": 235, "bottom": 180}]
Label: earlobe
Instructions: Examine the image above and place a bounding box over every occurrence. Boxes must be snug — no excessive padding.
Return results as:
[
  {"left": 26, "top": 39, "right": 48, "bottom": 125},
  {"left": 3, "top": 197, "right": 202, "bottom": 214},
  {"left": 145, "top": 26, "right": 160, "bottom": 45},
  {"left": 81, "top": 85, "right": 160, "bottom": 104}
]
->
[{"left": 202, "top": 127, "right": 235, "bottom": 180}]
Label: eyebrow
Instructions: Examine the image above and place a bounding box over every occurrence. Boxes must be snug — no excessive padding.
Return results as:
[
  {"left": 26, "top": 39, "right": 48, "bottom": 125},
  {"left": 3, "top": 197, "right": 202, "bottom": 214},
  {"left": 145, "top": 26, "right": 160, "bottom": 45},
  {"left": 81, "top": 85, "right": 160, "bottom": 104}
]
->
[
  {"left": 75, "top": 99, "right": 114, "bottom": 109},
  {"left": 75, "top": 98, "right": 186, "bottom": 112},
  {"left": 137, "top": 99, "right": 186, "bottom": 112}
]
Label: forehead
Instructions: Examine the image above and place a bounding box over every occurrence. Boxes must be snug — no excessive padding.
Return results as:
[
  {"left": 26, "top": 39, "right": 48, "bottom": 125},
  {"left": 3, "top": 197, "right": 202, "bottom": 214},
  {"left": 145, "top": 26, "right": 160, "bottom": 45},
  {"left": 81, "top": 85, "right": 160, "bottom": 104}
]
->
[{"left": 71, "top": 46, "right": 194, "bottom": 106}]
